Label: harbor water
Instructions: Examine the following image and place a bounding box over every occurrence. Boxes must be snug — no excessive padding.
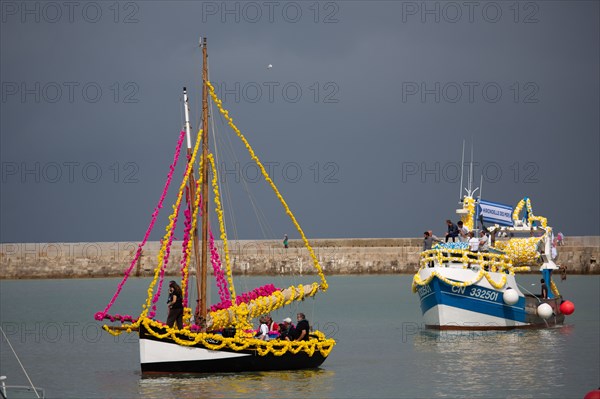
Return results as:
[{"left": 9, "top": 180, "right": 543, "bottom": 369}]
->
[{"left": 1, "top": 275, "right": 598, "bottom": 398}]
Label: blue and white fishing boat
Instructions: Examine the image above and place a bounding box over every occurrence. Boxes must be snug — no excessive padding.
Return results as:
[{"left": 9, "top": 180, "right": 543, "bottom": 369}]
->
[
  {"left": 412, "top": 146, "right": 574, "bottom": 330},
  {"left": 412, "top": 195, "right": 573, "bottom": 330}
]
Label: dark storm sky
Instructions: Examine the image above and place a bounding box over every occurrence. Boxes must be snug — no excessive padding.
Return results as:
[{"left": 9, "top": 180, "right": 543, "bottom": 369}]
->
[{"left": 1, "top": 1, "right": 598, "bottom": 243}]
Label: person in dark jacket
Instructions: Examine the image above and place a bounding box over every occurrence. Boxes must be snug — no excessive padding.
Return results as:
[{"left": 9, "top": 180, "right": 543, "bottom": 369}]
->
[
  {"left": 445, "top": 220, "right": 459, "bottom": 242},
  {"left": 293, "top": 313, "right": 310, "bottom": 341},
  {"left": 166, "top": 280, "right": 184, "bottom": 329}
]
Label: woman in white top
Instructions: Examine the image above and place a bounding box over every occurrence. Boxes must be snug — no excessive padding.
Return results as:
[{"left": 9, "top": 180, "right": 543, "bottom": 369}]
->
[{"left": 257, "top": 316, "right": 270, "bottom": 341}]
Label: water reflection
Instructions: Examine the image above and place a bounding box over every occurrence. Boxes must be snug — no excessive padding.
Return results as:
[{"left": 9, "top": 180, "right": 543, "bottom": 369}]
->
[
  {"left": 138, "top": 369, "right": 336, "bottom": 399},
  {"left": 413, "top": 327, "right": 572, "bottom": 398}
]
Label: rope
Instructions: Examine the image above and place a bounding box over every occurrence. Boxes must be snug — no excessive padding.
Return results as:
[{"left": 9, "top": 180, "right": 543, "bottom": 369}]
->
[
  {"left": 517, "top": 283, "right": 542, "bottom": 304},
  {"left": 0, "top": 326, "right": 40, "bottom": 398},
  {"left": 206, "top": 81, "right": 328, "bottom": 292}
]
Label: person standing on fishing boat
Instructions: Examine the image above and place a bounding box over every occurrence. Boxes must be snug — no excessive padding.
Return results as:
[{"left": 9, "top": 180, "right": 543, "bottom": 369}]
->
[
  {"left": 540, "top": 279, "right": 548, "bottom": 299},
  {"left": 445, "top": 220, "right": 459, "bottom": 242},
  {"left": 166, "top": 280, "right": 183, "bottom": 329},
  {"left": 457, "top": 221, "right": 469, "bottom": 242}
]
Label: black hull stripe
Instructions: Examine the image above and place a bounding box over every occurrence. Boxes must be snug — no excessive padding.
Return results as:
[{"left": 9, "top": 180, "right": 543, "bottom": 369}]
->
[{"left": 139, "top": 324, "right": 328, "bottom": 373}]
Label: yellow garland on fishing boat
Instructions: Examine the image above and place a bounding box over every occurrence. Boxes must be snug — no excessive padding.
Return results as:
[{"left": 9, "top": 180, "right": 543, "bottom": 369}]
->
[
  {"left": 513, "top": 198, "right": 547, "bottom": 228},
  {"left": 419, "top": 249, "right": 514, "bottom": 273},
  {"left": 494, "top": 237, "right": 541, "bottom": 266},
  {"left": 413, "top": 249, "right": 513, "bottom": 292},
  {"left": 550, "top": 280, "right": 560, "bottom": 297},
  {"left": 206, "top": 80, "right": 328, "bottom": 292},
  {"left": 513, "top": 199, "right": 525, "bottom": 222},
  {"left": 461, "top": 196, "right": 476, "bottom": 230},
  {"left": 412, "top": 267, "right": 507, "bottom": 292}
]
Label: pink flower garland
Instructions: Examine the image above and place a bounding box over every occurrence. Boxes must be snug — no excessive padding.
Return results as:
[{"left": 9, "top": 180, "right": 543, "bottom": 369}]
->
[
  {"left": 147, "top": 219, "right": 180, "bottom": 320},
  {"left": 175, "top": 177, "right": 234, "bottom": 311},
  {"left": 209, "top": 284, "right": 281, "bottom": 312},
  {"left": 147, "top": 156, "right": 192, "bottom": 318},
  {"left": 210, "top": 229, "right": 231, "bottom": 306},
  {"left": 94, "top": 131, "right": 186, "bottom": 322}
]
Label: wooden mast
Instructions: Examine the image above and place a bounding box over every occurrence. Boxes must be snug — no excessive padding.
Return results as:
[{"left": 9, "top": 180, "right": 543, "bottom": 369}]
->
[{"left": 199, "top": 37, "right": 209, "bottom": 324}]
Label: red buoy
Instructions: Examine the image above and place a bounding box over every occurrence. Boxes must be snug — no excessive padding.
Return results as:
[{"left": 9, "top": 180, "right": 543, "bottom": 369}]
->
[
  {"left": 560, "top": 300, "right": 575, "bottom": 315},
  {"left": 584, "top": 389, "right": 600, "bottom": 399}
]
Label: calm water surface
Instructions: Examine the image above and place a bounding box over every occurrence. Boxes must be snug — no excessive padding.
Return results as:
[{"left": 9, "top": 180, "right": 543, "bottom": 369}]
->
[{"left": 1, "top": 275, "right": 598, "bottom": 398}]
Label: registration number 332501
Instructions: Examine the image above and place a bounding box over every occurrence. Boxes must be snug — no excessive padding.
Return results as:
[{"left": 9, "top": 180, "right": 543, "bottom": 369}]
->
[{"left": 469, "top": 287, "right": 499, "bottom": 301}]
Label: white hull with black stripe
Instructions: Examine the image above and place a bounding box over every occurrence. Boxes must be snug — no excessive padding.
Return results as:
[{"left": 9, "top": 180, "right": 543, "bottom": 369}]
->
[{"left": 139, "top": 324, "right": 327, "bottom": 374}]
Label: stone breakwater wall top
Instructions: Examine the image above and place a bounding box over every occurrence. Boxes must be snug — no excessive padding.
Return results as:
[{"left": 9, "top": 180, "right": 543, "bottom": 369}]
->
[{"left": 0, "top": 237, "right": 598, "bottom": 279}]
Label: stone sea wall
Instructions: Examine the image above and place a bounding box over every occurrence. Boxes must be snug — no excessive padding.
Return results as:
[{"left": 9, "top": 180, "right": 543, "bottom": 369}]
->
[{"left": 0, "top": 237, "right": 598, "bottom": 279}]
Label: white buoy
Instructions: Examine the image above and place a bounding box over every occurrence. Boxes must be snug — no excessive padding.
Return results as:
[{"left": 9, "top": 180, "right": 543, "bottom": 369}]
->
[
  {"left": 503, "top": 289, "right": 519, "bottom": 305},
  {"left": 267, "top": 64, "right": 273, "bottom": 69},
  {"left": 537, "top": 303, "right": 553, "bottom": 319}
]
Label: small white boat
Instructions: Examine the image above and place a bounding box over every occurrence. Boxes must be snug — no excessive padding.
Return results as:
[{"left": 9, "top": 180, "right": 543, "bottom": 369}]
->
[
  {"left": 0, "top": 376, "right": 45, "bottom": 399},
  {"left": 1, "top": 327, "right": 45, "bottom": 399}
]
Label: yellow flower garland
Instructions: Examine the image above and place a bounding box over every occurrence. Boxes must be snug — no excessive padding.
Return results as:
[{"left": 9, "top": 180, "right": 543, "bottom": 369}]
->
[
  {"left": 100, "top": 87, "right": 342, "bottom": 360},
  {"left": 461, "top": 196, "right": 476, "bottom": 230},
  {"left": 206, "top": 81, "right": 328, "bottom": 292},
  {"left": 412, "top": 267, "right": 507, "bottom": 292},
  {"left": 413, "top": 249, "right": 513, "bottom": 292},
  {"left": 124, "top": 316, "right": 336, "bottom": 357},
  {"left": 103, "top": 310, "right": 337, "bottom": 358},
  {"left": 513, "top": 198, "right": 547, "bottom": 228},
  {"left": 494, "top": 237, "right": 541, "bottom": 266}
]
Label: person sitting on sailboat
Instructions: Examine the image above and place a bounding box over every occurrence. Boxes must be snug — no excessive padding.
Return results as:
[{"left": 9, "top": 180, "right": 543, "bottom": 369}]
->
[
  {"left": 266, "top": 315, "right": 279, "bottom": 333},
  {"left": 292, "top": 313, "right": 310, "bottom": 341},
  {"left": 279, "top": 317, "right": 294, "bottom": 340},
  {"left": 257, "top": 316, "right": 270, "bottom": 341}
]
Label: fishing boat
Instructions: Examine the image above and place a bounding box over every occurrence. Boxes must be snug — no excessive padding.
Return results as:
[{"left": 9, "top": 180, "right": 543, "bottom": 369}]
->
[
  {"left": 94, "top": 38, "right": 335, "bottom": 373},
  {"left": 413, "top": 195, "right": 575, "bottom": 329},
  {"left": 412, "top": 147, "right": 575, "bottom": 330}
]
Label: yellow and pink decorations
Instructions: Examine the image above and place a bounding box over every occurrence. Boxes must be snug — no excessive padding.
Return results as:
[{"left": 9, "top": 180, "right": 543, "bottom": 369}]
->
[
  {"left": 95, "top": 131, "right": 187, "bottom": 323},
  {"left": 207, "top": 81, "right": 329, "bottom": 293}
]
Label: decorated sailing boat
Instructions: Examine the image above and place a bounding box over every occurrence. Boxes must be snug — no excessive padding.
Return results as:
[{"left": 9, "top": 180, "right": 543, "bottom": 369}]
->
[
  {"left": 412, "top": 147, "right": 575, "bottom": 329},
  {"left": 94, "top": 38, "right": 335, "bottom": 373}
]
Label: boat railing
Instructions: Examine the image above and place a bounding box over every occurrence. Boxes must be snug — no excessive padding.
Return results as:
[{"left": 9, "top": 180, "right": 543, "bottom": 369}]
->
[
  {"left": 419, "top": 248, "right": 517, "bottom": 273},
  {"left": 0, "top": 383, "right": 45, "bottom": 399}
]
